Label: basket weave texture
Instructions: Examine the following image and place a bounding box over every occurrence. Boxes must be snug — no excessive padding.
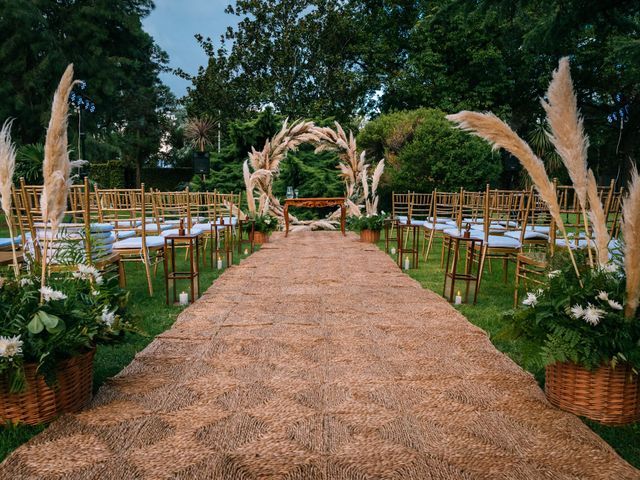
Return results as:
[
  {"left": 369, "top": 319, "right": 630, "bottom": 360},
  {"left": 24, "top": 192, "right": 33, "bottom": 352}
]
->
[
  {"left": 250, "top": 231, "right": 269, "bottom": 244},
  {"left": 0, "top": 348, "right": 95, "bottom": 425},
  {"left": 545, "top": 361, "right": 640, "bottom": 426},
  {"left": 359, "top": 229, "right": 381, "bottom": 243}
]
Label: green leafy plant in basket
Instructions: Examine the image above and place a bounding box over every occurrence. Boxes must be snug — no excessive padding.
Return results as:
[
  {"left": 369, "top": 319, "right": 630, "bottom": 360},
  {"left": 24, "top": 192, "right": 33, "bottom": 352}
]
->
[
  {"left": 502, "top": 250, "right": 640, "bottom": 373},
  {"left": 250, "top": 213, "right": 278, "bottom": 234},
  {"left": 347, "top": 213, "right": 387, "bottom": 232},
  {"left": 0, "top": 265, "right": 137, "bottom": 393}
]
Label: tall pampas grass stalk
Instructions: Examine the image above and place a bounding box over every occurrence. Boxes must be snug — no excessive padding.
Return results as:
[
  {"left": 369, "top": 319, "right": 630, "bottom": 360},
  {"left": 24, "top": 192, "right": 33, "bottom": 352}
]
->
[
  {"left": 542, "top": 57, "right": 595, "bottom": 266},
  {"left": 586, "top": 169, "right": 610, "bottom": 266},
  {"left": 0, "top": 119, "right": 19, "bottom": 276},
  {"left": 446, "top": 111, "right": 582, "bottom": 282},
  {"left": 622, "top": 165, "right": 640, "bottom": 319},
  {"left": 40, "top": 64, "right": 78, "bottom": 296}
]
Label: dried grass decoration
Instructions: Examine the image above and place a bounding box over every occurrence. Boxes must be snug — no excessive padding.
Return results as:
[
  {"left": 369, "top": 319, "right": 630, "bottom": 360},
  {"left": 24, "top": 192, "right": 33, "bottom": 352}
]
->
[
  {"left": 242, "top": 120, "right": 386, "bottom": 227},
  {"left": 623, "top": 166, "right": 640, "bottom": 319},
  {"left": 40, "top": 64, "right": 79, "bottom": 296},
  {"left": 0, "top": 119, "right": 19, "bottom": 276}
]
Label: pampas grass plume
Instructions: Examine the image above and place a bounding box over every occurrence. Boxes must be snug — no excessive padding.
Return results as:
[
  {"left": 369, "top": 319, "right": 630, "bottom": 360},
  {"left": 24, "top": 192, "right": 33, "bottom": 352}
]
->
[
  {"left": 586, "top": 169, "right": 610, "bottom": 266},
  {"left": 623, "top": 165, "right": 640, "bottom": 319}
]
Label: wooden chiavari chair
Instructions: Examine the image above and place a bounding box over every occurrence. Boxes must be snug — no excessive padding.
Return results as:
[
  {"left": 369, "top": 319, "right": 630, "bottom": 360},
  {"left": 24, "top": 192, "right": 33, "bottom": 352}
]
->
[
  {"left": 13, "top": 178, "right": 122, "bottom": 281},
  {"left": 423, "top": 190, "right": 461, "bottom": 265},
  {"left": 95, "top": 185, "right": 163, "bottom": 295},
  {"left": 476, "top": 186, "right": 525, "bottom": 287}
]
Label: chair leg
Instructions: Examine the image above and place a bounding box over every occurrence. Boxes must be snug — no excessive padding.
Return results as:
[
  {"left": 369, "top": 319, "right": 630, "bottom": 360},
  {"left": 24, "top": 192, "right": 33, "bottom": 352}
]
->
[
  {"left": 514, "top": 258, "right": 521, "bottom": 307},
  {"left": 143, "top": 256, "right": 153, "bottom": 296},
  {"left": 118, "top": 260, "right": 126, "bottom": 288},
  {"left": 424, "top": 230, "right": 435, "bottom": 262},
  {"left": 477, "top": 245, "right": 488, "bottom": 290}
]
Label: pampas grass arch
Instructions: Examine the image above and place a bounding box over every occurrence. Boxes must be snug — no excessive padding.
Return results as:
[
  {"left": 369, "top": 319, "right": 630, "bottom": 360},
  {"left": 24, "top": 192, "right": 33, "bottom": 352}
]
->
[{"left": 243, "top": 120, "right": 385, "bottom": 225}]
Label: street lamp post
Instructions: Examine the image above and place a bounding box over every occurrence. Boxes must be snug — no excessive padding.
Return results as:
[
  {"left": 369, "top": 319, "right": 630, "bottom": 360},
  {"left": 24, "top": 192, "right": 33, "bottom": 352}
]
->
[{"left": 68, "top": 81, "right": 96, "bottom": 176}]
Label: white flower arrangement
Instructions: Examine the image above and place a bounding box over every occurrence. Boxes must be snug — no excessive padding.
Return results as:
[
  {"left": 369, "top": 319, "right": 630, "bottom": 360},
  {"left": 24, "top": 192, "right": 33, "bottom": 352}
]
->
[
  {"left": 582, "top": 304, "right": 605, "bottom": 326},
  {"left": 522, "top": 292, "right": 538, "bottom": 307},
  {"left": 597, "top": 291, "right": 609, "bottom": 301},
  {"left": 73, "top": 264, "right": 104, "bottom": 285},
  {"left": 570, "top": 304, "right": 585, "bottom": 319},
  {"left": 19, "top": 277, "right": 33, "bottom": 287},
  {"left": 608, "top": 299, "right": 623, "bottom": 311},
  {"left": 0, "top": 335, "right": 23, "bottom": 359},
  {"left": 100, "top": 306, "right": 116, "bottom": 327},
  {"left": 39, "top": 286, "right": 67, "bottom": 302}
]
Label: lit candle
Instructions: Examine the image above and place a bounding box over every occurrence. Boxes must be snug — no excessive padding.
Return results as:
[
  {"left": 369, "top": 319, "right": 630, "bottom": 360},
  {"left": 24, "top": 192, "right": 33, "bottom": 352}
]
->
[
  {"left": 217, "top": 256, "right": 223, "bottom": 270},
  {"left": 244, "top": 248, "right": 249, "bottom": 255},
  {"left": 391, "top": 247, "right": 396, "bottom": 255},
  {"left": 179, "top": 291, "right": 189, "bottom": 306},
  {"left": 454, "top": 290, "right": 462, "bottom": 305},
  {"left": 403, "top": 256, "right": 410, "bottom": 270}
]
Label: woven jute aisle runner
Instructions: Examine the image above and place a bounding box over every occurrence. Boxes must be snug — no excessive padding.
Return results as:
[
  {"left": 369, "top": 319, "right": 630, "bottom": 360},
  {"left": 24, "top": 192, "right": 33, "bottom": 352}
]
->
[{"left": 1, "top": 231, "right": 638, "bottom": 479}]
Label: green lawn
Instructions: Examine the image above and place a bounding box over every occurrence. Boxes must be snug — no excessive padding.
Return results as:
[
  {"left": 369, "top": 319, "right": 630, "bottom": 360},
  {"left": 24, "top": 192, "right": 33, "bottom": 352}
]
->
[
  {"left": 0, "top": 232, "right": 253, "bottom": 460},
  {"left": 376, "top": 230, "right": 640, "bottom": 468}
]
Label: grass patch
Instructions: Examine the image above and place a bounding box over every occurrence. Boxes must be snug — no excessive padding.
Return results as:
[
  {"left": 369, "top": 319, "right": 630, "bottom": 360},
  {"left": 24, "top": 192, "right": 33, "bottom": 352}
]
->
[
  {"left": 0, "top": 240, "right": 253, "bottom": 460},
  {"left": 377, "top": 230, "right": 640, "bottom": 468}
]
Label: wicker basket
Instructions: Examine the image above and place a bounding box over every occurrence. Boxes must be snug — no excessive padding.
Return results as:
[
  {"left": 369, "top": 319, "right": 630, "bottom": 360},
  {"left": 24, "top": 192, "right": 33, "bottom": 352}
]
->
[
  {"left": 545, "top": 361, "right": 640, "bottom": 426},
  {"left": 0, "top": 348, "right": 95, "bottom": 425},
  {"left": 250, "top": 231, "right": 270, "bottom": 245},
  {"left": 360, "top": 229, "right": 381, "bottom": 244}
]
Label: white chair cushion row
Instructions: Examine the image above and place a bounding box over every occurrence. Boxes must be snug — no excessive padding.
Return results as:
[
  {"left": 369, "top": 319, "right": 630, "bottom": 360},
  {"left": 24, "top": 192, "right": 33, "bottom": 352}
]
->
[
  {"left": 110, "top": 219, "right": 142, "bottom": 228},
  {"left": 486, "top": 235, "right": 521, "bottom": 248},
  {"left": 110, "top": 230, "right": 137, "bottom": 241},
  {"left": 443, "top": 228, "right": 484, "bottom": 239},
  {"left": 504, "top": 230, "right": 549, "bottom": 240},
  {"left": 0, "top": 237, "right": 21, "bottom": 248},
  {"left": 144, "top": 223, "right": 173, "bottom": 232},
  {"left": 423, "top": 222, "right": 450, "bottom": 231},
  {"left": 555, "top": 238, "right": 593, "bottom": 249},
  {"left": 113, "top": 236, "right": 165, "bottom": 249},
  {"left": 428, "top": 217, "right": 453, "bottom": 223},
  {"left": 191, "top": 223, "right": 226, "bottom": 234}
]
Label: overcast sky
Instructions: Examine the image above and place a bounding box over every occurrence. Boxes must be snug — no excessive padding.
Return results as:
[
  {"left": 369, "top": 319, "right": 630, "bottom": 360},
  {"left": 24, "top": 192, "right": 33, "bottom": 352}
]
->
[{"left": 142, "top": 0, "right": 237, "bottom": 98}]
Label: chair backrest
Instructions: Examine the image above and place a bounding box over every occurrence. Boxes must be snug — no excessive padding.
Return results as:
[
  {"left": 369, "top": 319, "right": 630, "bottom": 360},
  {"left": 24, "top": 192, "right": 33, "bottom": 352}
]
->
[
  {"left": 94, "top": 185, "right": 150, "bottom": 240},
  {"left": 392, "top": 192, "right": 410, "bottom": 222},
  {"left": 16, "top": 177, "right": 104, "bottom": 265},
  {"left": 216, "top": 192, "right": 239, "bottom": 226},
  {"left": 152, "top": 189, "right": 191, "bottom": 231},
  {"left": 457, "top": 189, "right": 484, "bottom": 228},
  {"left": 481, "top": 186, "right": 526, "bottom": 241},
  {"left": 432, "top": 190, "right": 460, "bottom": 225},
  {"left": 409, "top": 192, "right": 431, "bottom": 223}
]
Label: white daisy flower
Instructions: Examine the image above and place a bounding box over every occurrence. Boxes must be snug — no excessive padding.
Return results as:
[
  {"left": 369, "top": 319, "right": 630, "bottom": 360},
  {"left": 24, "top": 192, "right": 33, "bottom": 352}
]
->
[
  {"left": 19, "top": 278, "right": 33, "bottom": 287},
  {"left": 602, "top": 263, "right": 619, "bottom": 273},
  {"left": 522, "top": 292, "right": 538, "bottom": 307},
  {"left": 570, "top": 304, "right": 585, "bottom": 319},
  {"left": 0, "top": 335, "right": 23, "bottom": 358},
  {"left": 608, "top": 299, "right": 623, "bottom": 311},
  {"left": 597, "top": 291, "right": 609, "bottom": 301},
  {"left": 40, "top": 286, "right": 67, "bottom": 302},
  {"left": 548, "top": 270, "right": 561, "bottom": 278},
  {"left": 91, "top": 289, "right": 100, "bottom": 297},
  {"left": 583, "top": 304, "right": 605, "bottom": 326},
  {"left": 100, "top": 306, "right": 116, "bottom": 327},
  {"left": 73, "top": 264, "right": 103, "bottom": 284}
]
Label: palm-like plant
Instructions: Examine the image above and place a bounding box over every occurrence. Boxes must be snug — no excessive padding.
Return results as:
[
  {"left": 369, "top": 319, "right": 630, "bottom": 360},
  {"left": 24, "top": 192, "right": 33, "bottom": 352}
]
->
[{"left": 184, "top": 116, "right": 216, "bottom": 152}]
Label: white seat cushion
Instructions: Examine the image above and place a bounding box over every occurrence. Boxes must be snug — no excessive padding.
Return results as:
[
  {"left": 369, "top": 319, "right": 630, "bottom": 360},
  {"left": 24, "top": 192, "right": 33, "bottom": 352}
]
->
[
  {"left": 486, "top": 235, "right": 521, "bottom": 248},
  {"left": 144, "top": 223, "right": 173, "bottom": 232},
  {"left": 443, "top": 228, "right": 484, "bottom": 239},
  {"left": 111, "top": 230, "right": 137, "bottom": 241},
  {"left": 0, "top": 238, "right": 19, "bottom": 248},
  {"left": 555, "top": 238, "right": 592, "bottom": 249},
  {"left": 504, "top": 230, "right": 548, "bottom": 240},
  {"left": 526, "top": 225, "right": 551, "bottom": 234},
  {"left": 110, "top": 219, "right": 141, "bottom": 228},
  {"left": 113, "top": 236, "right": 165, "bottom": 249},
  {"left": 423, "top": 222, "right": 449, "bottom": 231},
  {"left": 191, "top": 223, "right": 226, "bottom": 234}
]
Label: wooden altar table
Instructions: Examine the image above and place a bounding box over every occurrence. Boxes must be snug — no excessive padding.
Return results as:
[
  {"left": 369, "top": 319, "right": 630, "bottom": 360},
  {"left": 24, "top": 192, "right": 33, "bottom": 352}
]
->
[{"left": 283, "top": 197, "right": 346, "bottom": 237}]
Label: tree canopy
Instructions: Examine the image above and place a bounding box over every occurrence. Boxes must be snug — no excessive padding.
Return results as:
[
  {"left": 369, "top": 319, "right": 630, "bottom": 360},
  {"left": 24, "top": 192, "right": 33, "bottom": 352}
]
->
[
  {"left": 0, "top": 0, "right": 173, "bottom": 183},
  {"left": 184, "top": 0, "right": 640, "bottom": 179}
]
